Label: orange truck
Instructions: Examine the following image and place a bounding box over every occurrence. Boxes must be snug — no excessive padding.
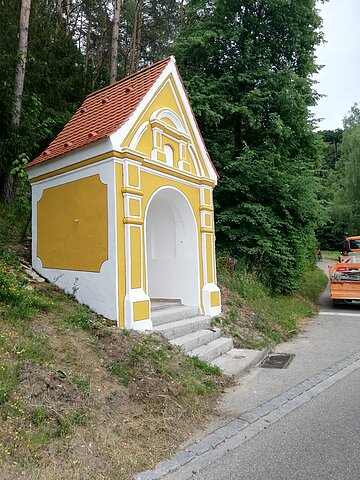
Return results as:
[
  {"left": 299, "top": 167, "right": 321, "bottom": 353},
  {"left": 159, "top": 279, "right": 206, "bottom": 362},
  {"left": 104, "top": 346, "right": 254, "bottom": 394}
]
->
[{"left": 329, "top": 236, "right": 360, "bottom": 305}]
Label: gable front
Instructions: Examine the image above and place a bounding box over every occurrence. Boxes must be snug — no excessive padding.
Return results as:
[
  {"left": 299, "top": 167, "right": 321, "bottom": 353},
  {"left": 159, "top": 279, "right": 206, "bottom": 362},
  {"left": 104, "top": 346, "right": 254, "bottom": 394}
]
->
[{"left": 115, "top": 69, "right": 217, "bottom": 183}]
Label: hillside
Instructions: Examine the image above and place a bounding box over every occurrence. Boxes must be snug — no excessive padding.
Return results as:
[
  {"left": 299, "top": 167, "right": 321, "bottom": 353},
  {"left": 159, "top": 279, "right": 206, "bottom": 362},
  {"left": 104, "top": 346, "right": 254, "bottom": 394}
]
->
[{"left": 0, "top": 201, "right": 327, "bottom": 480}]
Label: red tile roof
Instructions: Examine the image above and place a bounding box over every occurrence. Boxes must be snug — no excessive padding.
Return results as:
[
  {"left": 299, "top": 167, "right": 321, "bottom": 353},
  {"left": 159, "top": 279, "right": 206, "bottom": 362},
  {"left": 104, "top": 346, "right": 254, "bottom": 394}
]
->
[{"left": 26, "top": 57, "right": 172, "bottom": 168}]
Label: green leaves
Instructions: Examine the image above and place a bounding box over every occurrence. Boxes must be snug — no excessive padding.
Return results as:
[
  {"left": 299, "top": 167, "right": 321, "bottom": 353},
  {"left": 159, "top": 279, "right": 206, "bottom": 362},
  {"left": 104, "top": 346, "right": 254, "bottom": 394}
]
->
[{"left": 174, "top": 0, "right": 323, "bottom": 292}]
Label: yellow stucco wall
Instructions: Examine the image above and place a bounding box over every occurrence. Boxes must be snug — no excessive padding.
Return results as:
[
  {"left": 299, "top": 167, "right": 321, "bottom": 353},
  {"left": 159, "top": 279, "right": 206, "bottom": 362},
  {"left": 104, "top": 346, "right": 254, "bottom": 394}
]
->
[
  {"left": 117, "top": 168, "right": 206, "bottom": 320},
  {"left": 37, "top": 174, "right": 108, "bottom": 272}
]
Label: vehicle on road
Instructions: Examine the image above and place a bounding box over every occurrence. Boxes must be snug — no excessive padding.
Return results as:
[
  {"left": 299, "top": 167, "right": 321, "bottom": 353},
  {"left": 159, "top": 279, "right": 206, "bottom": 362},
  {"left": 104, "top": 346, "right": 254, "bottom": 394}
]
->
[{"left": 329, "top": 236, "right": 360, "bottom": 305}]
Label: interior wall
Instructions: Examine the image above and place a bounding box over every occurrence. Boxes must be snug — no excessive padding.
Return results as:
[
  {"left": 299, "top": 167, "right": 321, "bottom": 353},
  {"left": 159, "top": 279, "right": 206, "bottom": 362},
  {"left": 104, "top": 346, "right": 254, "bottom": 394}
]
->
[{"left": 145, "top": 188, "right": 199, "bottom": 306}]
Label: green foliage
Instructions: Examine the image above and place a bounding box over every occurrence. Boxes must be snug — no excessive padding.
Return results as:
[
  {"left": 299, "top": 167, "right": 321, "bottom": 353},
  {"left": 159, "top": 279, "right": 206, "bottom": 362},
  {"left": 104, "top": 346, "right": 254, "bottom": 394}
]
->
[
  {"left": 0, "top": 265, "right": 53, "bottom": 325},
  {"left": 0, "top": 200, "right": 30, "bottom": 255},
  {"left": 67, "top": 309, "right": 103, "bottom": 331},
  {"left": 216, "top": 260, "right": 327, "bottom": 349},
  {"left": 174, "top": 0, "right": 324, "bottom": 292},
  {"left": 332, "top": 103, "right": 360, "bottom": 234},
  {"left": 107, "top": 362, "right": 132, "bottom": 386}
]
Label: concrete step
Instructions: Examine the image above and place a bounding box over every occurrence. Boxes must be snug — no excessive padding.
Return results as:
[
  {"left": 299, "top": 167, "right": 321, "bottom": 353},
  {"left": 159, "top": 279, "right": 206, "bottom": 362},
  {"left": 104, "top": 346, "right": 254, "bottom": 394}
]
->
[
  {"left": 212, "top": 348, "right": 268, "bottom": 380},
  {"left": 189, "top": 336, "right": 234, "bottom": 362},
  {"left": 154, "top": 315, "right": 211, "bottom": 340},
  {"left": 151, "top": 305, "right": 199, "bottom": 327},
  {"left": 170, "top": 328, "right": 222, "bottom": 353}
]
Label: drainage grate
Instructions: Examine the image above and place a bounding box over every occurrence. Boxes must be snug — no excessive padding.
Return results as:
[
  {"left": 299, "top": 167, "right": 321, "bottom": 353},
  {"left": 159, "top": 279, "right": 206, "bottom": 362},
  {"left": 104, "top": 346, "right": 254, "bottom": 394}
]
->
[{"left": 260, "top": 353, "right": 294, "bottom": 369}]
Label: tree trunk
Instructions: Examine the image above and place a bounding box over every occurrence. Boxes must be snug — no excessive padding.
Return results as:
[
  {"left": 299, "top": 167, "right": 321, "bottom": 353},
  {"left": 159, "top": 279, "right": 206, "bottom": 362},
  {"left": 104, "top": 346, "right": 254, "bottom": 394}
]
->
[
  {"left": 110, "top": 0, "right": 121, "bottom": 84},
  {"left": 84, "top": 14, "right": 91, "bottom": 79},
  {"left": 128, "top": 0, "right": 143, "bottom": 75},
  {"left": 56, "top": 0, "right": 62, "bottom": 31},
  {"left": 12, "top": 0, "right": 31, "bottom": 128},
  {"left": 179, "top": 0, "right": 185, "bottom": 30},
  {"left": 65, "top": 0, "right": 71, "bottom": 36},
  {"left": 6, "top": 0, "right": 31, "bottom": 203}
]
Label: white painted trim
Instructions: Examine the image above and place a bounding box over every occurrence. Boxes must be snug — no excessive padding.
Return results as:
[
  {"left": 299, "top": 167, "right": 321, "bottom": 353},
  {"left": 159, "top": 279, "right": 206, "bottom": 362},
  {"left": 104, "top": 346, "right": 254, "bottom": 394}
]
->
[
  {"left": 150, "top": 108, "right": 187, "bottom": 133},
  {"left": 200, "top": 186, "right": 213, "bottom": 206},
  {"left": 26, "top": 138, "right": 112, "bottom": 180},
  {"left": 124, "top": 193, "right": 142, "bottom": 219},
  {"left": 123, "top": 161, "right": 141, "bottom": 189},
  {"left": 143, "top": 81, "right": 204, "bottom": 179},
  {"left": 201, "top": 210, "right": 213, "bottom": 229},
  {"left": 109, "top": 65, "right": 175, "bottom": 149},
  {"left": 167, "top": 61, "right": 218, "bottom": 182},
  {"left": 113, "top": 161, "right": 120, "bottom": 327},
  {"left": 30, "top": 156, "right": 116, "bottom": 186},
  {"left": 188, "top": 145, "right": 202, "bottom": 177},
  {"left": 129, "top": 121, "right": 149, "bottom": 150}
]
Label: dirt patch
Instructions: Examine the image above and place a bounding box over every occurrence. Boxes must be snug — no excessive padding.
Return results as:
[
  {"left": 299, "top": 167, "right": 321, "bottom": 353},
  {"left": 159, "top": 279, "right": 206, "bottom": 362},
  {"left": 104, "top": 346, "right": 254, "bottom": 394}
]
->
[{"left": 17, "top": 363, "right": 85, "bottom": 419}]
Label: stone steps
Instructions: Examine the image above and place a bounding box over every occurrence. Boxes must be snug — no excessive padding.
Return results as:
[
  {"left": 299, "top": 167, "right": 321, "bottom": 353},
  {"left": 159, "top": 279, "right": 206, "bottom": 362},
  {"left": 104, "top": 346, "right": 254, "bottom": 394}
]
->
[
  {"left": 170, "top": 328, "right": 222, "bottom": 353},
  {"left": 190, "top": 336, "right": 234, "bottom": 362},
  {"left": 212, "top": 348, "right": 268, "bottom": 380},
  {"left": 153, "top": 315, "right": 212, "bottom": 340},
  {"left": 153, "top": 305, "right": 266, "bottom": 379},
  {"left": 152, "top": 305, "right": 199, "bottom": 327}
]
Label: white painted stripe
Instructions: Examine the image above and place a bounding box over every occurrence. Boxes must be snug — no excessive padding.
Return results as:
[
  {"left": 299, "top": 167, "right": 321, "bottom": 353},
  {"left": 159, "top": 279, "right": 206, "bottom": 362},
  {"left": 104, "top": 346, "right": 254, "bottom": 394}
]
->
[{"left": 319, "top": 311, "right": 360, "bottom": 317}]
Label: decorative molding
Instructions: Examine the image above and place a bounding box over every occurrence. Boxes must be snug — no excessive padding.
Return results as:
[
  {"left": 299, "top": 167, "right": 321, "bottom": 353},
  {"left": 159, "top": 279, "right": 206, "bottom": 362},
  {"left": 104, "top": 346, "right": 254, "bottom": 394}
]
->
[{"left": 123, "top": 218, "right": 144, "bottom": 225}]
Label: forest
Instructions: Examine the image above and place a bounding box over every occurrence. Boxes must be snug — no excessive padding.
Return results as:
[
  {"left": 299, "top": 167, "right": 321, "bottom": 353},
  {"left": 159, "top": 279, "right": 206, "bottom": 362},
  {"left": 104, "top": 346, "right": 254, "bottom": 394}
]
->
[{"left": 1, "top": 0, "right": 360, "bottom": 292}]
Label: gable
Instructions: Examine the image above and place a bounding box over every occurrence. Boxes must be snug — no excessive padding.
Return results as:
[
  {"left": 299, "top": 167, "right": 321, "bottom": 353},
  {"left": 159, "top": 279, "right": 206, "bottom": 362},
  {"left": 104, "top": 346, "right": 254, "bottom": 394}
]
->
[{"left": 116, "top": 65, "right": 217, "bottom": 182}]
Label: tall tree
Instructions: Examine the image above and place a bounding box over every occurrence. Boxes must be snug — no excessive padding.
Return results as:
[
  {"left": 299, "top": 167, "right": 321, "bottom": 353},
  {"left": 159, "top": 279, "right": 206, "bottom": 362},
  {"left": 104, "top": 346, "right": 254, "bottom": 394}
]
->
[
  {"left": 128, "top": 0, "right": 143, "bottom": 74},
  {"left": 333, "top": 103, "right": 360, "bottom": 233},
  {"left": 174, "top": 0, "right": 324, "bottom": 292},
  {"left": 4, "top": 0, "right": 32, "bottom": 202},
  {"left": 110, "top": 0, "right": 121, "bottom": 83}
]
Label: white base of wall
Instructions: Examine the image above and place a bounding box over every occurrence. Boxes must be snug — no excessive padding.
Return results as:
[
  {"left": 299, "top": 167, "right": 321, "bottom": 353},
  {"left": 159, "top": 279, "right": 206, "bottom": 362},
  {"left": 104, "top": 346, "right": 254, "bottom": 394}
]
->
[
  {"left": 33, "top": 265, "right": 118, "bottom": 321},
  {"left": 202, "top": 283, "right": 221, "bottom": 317},
  {"left": 124, "top": 288, "right": 152, "bottom": 330},
  {"left": 132, "top": 318, "right": 153, "bottom": 331}
]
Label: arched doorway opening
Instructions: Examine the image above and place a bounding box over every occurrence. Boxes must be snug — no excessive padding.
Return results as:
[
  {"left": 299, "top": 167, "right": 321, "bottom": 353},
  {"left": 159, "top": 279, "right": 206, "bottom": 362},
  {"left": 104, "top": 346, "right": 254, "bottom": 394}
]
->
[{"left": 145, "top": 187, "right": 200, "bottom": 307}]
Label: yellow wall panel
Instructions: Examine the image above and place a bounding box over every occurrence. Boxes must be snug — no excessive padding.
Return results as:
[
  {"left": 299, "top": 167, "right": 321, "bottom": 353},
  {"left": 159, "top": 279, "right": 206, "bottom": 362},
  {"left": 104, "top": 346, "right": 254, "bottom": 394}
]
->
[
  {"left": 204, "top": 189, "right": 211, "bottom": 206},
  {"left": 128, "top": 165, "right": 139, "bottom": 187},
  {"left": 210, "top": 291, "right": 220, "bottom": 307},
  {"left": 206, "top": 234, "right": 214, "bottom": 283},
  {"left": 130, "top": 226, "right": 142, "bottom": 289},
  {"left": 37, "top": 175, "right": 108, "bottom": 272},
  {"left": 129, "top": 198, "right": 140, "bottom": 217},
  {"left": 133, "top": 300, "right": 150, "bottom": 321}
]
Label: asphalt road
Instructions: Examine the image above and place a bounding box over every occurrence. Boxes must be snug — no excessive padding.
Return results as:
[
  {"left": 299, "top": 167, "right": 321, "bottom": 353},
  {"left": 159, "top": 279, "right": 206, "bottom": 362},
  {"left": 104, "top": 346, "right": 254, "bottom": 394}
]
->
[{"left": 165, "top": 261, "right": 360, "bottom": 480}]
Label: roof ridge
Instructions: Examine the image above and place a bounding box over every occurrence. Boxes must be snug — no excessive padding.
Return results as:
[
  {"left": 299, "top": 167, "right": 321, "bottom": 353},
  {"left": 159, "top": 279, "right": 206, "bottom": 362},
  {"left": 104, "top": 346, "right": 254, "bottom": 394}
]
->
[{"left": 86, "top": 56, "right": 172, "bottom": 99}]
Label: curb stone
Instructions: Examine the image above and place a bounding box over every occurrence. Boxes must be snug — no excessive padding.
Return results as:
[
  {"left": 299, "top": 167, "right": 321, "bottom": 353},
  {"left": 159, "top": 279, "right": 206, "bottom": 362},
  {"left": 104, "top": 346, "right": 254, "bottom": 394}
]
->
[{"left": 133, "top": 351, "right": 360, "bottom": 480}]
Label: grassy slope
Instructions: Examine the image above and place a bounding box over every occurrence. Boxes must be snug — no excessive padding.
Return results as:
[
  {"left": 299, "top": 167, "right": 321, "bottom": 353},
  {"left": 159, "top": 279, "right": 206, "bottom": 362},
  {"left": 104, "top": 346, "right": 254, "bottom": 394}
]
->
[
  {"left": 0, "top": 202, "right": 327, "bottom": 479},
  {"left": 214, "top": 261, "right": 328, "bottom": 350},
  {"left": 0, "top": 202, "right": 228, "bottom": 480}
]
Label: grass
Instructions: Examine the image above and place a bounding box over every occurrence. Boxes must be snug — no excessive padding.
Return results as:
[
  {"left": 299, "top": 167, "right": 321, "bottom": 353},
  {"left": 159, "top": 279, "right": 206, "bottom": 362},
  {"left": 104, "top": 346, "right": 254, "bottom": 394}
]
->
[
  {"left": 0, "top": 200, "right": 329, "bottom": 479},
  {"left": 322, "top": 250, "right": 341, "bottom": 261},
  {"left": 0, "top": 202, "right": 228, "bottom": 480},
  {"left": 214, "top": 261, "right": 328, "bottom": 350},
  {"left": 0, "top": 263, "right": 227, "bottom": 479}
]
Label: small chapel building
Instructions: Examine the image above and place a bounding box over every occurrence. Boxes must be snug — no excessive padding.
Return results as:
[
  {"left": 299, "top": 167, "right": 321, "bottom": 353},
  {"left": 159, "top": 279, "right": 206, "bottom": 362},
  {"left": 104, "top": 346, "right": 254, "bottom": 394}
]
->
[{"left": 25, "top": 57, "right": 221, "bottom": 330}]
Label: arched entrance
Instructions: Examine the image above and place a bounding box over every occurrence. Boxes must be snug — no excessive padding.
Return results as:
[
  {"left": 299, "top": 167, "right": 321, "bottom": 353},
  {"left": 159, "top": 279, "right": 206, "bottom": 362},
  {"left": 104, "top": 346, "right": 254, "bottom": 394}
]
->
[{"left": 145, "top": 187, "right": 200, "bottom": 307}]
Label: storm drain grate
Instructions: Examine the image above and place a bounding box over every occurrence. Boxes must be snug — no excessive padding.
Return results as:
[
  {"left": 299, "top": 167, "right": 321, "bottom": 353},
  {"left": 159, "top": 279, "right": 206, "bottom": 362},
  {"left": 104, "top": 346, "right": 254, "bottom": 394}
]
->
[{"left": 260, "top": 353, "right": 294, "bottom": 369}]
